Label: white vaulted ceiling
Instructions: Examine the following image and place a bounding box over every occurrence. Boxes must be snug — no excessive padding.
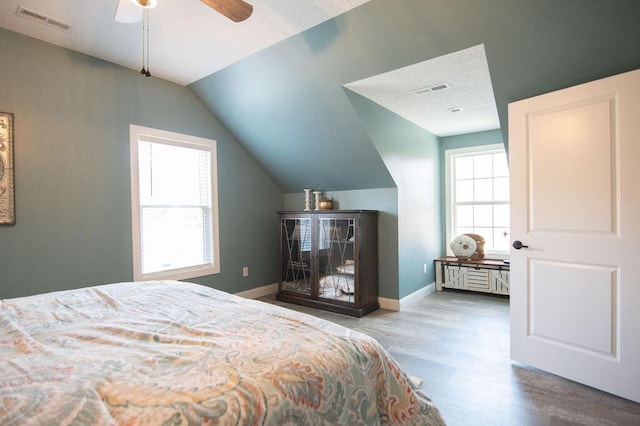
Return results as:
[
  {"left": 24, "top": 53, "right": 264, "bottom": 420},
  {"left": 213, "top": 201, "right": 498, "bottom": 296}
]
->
[
  {"left": 344, "top": 45, "right": 500, "bottom": 137},
  {"left": 0, "top": 0, "right": 500, "bottom": 138},
  {"left": 0, "top": 0, "right": 371, "bottom": 85}
]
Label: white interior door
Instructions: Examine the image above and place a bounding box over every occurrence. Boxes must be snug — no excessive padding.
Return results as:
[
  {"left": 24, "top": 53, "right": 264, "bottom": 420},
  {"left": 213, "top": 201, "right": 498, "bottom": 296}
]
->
[{"left": 509, "top": 69, "right": 640, "bottom": 403}]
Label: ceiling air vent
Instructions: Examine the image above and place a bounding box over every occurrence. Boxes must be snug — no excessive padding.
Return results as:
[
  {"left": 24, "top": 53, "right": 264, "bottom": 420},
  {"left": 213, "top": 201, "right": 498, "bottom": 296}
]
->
[
  {"left": 411, "top": 82, "right": 451, "bottom": 95},
  {"left": 16, "top": 6, "right": 71, "bottom": 32}
]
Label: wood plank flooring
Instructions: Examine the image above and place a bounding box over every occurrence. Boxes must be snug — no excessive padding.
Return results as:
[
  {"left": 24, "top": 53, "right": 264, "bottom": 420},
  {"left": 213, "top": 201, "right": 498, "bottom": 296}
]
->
[{"left": 260, "top": 290, "right": 640, "bottom": 426}]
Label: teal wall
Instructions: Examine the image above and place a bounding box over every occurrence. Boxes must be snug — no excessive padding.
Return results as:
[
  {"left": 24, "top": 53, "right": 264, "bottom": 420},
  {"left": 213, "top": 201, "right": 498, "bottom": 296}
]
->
[
  {"left": 189, "top": 0, "right": 640, "bottom": 195},
  {"left": 305, "top": 129, "right": 503, "bottom": 299},
  {"left": 187, "top": 0, "right": 639, "bottom": 301},
  {"left": 440, "top": 130, "right": 504, "bottom": 153},
  {"left": 188, "top": 18, "right": 397, "bottom": 193},
  {"left": 344, "top": 91, "right": 441, "bottom": 299},
  {"left": 283, "top": 188, "right": 399, "bottom": 299},
  {"left": 439, "top": 130, "right": 504, "bottom": 255},
  {"left": 3, "top": 0, "right": 639, "bottom": 304},
  {"left": 0, "top": 29, "right": 282, "bottom": 299}
]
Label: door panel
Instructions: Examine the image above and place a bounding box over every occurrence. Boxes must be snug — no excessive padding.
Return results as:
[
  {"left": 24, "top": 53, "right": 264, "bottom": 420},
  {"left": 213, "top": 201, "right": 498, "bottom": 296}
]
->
[
  {"left": 318, "top": 217, "right": 356, "bottom": 304},
  {"left": 528, "top": 98, "right": 616, "bottom": 233},
  {"left": 280, "top": 217, "right": 312, "bottom": 296},
  {"left": 509, "top": 69, "right": 639, "bottom": 403},
  {"left": 529, "top": 259, "right": 617, "bottom": 357}
]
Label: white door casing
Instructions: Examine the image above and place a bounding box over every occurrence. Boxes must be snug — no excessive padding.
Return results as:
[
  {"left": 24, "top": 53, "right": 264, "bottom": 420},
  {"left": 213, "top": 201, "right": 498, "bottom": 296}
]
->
[{"left": 509, "top": 69, "right": 640, "bottom": 403}]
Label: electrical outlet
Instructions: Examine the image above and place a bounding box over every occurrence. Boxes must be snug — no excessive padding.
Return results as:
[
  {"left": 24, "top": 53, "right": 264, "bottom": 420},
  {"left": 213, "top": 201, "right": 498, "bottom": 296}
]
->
[
  {"left": 423, "top": 263, "right": 427, "bottom": 273},
  {"left": 242, "top": 266, "right": 249, "bottom": 277}
]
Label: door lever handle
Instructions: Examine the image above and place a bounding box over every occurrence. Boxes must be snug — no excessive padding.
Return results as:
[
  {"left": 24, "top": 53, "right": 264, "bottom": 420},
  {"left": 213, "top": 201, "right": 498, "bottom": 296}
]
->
[{"left": 512, "top": 240, "right": 528, "bottom": 250}]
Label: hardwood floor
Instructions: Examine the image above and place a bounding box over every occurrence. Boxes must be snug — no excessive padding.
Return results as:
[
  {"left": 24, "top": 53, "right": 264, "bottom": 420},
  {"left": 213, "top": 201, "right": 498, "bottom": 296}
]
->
[{"left": 260, "top": 290, "right": 640, "bottom": 426}]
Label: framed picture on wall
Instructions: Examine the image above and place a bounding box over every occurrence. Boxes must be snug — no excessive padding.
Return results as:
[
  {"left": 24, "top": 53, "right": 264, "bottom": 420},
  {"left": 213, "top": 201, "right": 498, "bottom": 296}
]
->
[{"left": 0, "top": 112, "right": 15, "bottom": 225}]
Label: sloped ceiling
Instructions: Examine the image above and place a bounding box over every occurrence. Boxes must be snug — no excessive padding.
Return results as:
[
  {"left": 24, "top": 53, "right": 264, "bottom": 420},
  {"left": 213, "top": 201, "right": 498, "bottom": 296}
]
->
[
  {"left": 0, "top": 0, "right": 372, "bottom": 85},
  {"left": 189, "top": 0, "right": 640, "bottom": 192}
]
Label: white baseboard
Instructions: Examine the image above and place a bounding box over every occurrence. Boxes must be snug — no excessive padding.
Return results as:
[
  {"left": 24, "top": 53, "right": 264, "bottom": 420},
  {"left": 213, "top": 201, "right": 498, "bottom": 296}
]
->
[
  {"left": 236, "top": 281, "right": 436, "bottom": 312},
  {"left": 235, "top": 283, "right": 278, "bottom": 299},
  {"left": 378, "top": 282, "right": 435, "bottom": 311}
]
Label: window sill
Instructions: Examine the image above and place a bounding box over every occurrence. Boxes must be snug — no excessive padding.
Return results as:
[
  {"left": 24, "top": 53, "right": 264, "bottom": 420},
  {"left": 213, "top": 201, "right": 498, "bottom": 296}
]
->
[{"left": 136, "top": 264, "right": 220, "bottom": 282}]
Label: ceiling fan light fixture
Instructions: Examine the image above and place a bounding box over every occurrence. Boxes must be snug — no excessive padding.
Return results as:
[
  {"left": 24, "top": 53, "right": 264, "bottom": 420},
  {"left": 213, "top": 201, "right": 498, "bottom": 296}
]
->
[{"left": 130, "top": 0, "right": 158, "bottom": 9}]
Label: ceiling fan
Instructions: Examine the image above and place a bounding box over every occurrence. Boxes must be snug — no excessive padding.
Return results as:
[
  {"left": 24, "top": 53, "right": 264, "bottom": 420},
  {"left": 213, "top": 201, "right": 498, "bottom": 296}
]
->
[{"left": 114, "top": 0, "right": 253, "bottom": 23}]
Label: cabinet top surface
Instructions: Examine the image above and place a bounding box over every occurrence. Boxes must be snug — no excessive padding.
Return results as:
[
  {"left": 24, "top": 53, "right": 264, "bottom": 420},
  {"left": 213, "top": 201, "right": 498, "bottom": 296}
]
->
[
  {"left": 435, "top": 256, "right": 510, "bottom": 268},
  {"left": 278, "top": 210, "right": 378, "bottom": 214}
]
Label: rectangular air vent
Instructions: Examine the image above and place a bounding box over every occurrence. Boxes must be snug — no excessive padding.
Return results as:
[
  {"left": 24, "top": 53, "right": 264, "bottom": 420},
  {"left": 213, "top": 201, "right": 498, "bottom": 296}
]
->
[
  {"left": 16, "top": 6, "right": 70, "bottom": 32},
  {"left": 411, "top": 82, "right": 451, "bottom": 95}
]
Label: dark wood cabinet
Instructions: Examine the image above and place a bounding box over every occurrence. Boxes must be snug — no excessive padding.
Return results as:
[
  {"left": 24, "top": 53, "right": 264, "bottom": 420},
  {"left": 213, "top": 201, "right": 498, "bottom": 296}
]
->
[{"left": 277, "top": 210, "right": 379, "bottom": 317}]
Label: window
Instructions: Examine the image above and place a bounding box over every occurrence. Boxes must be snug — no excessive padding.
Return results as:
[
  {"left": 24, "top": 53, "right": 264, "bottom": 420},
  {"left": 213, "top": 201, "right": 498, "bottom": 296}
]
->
[
  {"left": 445, "top": 144, "right": 510, "bottom": 257},
  {"left": 130, "top": 125, "right": 220, "bottom": 281}
]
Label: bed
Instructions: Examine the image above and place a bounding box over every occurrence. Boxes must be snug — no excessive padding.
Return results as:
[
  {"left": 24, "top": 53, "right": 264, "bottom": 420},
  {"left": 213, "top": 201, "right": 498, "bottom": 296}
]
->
[{"left": 0, "top": 280, "right": 445, "bottom": 425}]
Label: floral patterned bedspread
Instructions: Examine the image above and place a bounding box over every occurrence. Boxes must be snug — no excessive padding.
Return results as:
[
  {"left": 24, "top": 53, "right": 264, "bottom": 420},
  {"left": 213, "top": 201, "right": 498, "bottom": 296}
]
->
[{"left": 0, "top": 281, "right": 445, "bottom": 425}]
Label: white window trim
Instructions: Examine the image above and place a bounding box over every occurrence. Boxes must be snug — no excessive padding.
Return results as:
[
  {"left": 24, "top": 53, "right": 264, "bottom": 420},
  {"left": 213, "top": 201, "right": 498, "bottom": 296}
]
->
[
  {"left": 130, "top": 124, "right": 220, "bottom": 281},
  {"left": 444, "top": 143, "right": 509, "bottom": 259}
]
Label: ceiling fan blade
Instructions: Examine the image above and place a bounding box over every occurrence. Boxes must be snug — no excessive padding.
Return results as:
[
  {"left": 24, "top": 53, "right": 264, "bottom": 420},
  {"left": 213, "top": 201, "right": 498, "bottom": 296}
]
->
[
  {"left": 114, "top": 0, "right": 143, "bottom": 23},
  {"left": 201, "top": 0, "right": 253, "bottom": 22}
]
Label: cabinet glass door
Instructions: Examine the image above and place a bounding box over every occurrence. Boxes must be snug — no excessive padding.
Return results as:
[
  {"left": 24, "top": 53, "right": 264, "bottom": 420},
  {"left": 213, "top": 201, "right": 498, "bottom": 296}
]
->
[
  {"left": 318, "top": 218, "right": 355, "bottom": 304},
  {"left": 280, "top": 217, "right": 312, "bottom": 296}
]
